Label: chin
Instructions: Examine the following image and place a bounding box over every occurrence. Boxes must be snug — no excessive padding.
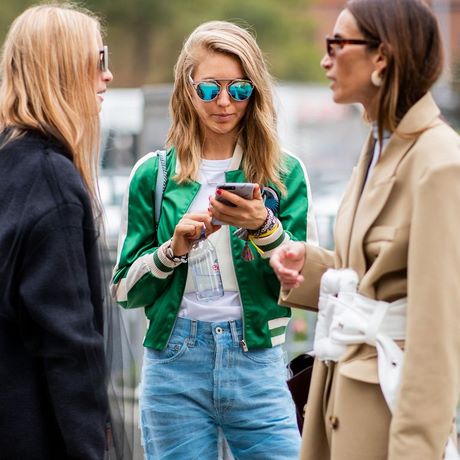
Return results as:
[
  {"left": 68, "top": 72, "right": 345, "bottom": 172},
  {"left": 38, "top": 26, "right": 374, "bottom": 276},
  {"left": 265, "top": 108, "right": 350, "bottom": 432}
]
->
[
  {"left": 211, "top": 124, "right": 237, "bottom": 135},
  {"left": 332, "top": 92, "right": 353, "bottom": 106},
  {"left": 331, "top": 90, "right": 343, "bottom": 104}
]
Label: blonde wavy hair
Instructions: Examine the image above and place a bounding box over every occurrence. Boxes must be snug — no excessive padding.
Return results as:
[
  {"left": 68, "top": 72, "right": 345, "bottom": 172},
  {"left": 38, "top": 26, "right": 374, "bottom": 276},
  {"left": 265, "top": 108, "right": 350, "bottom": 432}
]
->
[
  {"left": 0, "top": 3, "right": 103, "bottom": 209},
  {"left": 167, "top": 20, "right": 286, "bottom": 194}
]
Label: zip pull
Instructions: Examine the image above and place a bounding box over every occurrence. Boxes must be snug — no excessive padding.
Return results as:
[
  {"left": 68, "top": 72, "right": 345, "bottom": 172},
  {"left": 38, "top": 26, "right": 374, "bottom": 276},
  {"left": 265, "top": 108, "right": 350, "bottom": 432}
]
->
[{"left": 240, "top": 339, "right": 248, "bottom": 352}]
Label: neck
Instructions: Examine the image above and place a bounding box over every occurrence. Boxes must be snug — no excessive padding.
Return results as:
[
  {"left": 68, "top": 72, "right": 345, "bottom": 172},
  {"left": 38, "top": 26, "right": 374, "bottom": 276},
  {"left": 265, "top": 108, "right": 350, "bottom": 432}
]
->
[
  {"left": 364, "top": 94, "right": 379, "bottom": 122},
  {"left": 201, "top": 132, "right": 238, "bottom": 160}
]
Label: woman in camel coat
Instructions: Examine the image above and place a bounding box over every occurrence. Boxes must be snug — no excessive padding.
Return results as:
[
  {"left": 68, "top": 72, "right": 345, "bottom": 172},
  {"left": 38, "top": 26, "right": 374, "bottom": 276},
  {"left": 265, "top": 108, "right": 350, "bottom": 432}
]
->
[{"left": 270, "top": 1, "right": 460, "bottom": 459}]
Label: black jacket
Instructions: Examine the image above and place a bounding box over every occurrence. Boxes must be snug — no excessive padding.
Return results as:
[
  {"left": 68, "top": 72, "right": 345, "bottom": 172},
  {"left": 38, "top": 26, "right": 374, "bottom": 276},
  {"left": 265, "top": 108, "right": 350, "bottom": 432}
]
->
[{"left": 0, "top": 130, "right": 108, "bottom": 459}]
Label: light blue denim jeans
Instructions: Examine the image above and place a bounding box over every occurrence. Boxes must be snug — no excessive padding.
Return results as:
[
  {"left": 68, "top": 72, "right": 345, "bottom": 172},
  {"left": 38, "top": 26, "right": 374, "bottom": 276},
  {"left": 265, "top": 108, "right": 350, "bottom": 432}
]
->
[{"left": 139, "top": 317, "right": 300, "bottom": 460}]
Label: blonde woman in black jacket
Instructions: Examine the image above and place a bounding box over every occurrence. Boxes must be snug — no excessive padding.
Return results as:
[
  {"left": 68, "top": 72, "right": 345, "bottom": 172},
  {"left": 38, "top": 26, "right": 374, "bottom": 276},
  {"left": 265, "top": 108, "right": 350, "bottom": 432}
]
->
[{"left": 0, "top": 4, "right": 113, "bottom": 459}]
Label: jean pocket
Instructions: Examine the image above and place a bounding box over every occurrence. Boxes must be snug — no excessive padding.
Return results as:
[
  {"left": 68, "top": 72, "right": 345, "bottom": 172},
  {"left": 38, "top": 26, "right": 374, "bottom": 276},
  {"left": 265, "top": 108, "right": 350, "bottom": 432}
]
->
[
  {"left": 144, "top": 340, "right": 189, "bottom": 364},
  {"left": 244, "top": 345, "right": 284, "bottom": 364}
]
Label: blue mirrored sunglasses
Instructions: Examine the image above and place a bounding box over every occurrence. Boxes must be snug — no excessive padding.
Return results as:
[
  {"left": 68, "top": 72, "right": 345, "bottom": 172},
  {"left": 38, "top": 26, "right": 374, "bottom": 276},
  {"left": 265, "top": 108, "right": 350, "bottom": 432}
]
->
[{"left": 189, "top": 75, "right": 254, "bottom": 102}]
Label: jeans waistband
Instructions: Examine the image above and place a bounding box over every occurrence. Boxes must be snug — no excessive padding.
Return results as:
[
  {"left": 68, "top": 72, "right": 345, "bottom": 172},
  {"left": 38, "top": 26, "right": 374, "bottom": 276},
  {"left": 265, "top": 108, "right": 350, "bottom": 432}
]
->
[{"left": 174, "top": 317, "right": 243, "bottom": 347}]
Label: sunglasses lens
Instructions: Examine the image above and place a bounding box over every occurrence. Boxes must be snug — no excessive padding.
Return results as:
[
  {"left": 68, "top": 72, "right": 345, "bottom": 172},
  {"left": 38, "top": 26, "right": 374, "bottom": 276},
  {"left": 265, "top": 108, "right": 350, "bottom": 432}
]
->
[
  {"left": 196, "top": 82, "right": 220, "bottom": 101},
  {"left": 228, "top": 81, "right": 254, "bottom": 101}
]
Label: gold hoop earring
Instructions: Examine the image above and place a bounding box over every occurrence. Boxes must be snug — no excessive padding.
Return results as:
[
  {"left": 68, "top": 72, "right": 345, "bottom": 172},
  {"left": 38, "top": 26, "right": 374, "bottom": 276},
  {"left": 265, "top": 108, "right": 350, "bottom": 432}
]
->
[{"left": 371, "top": 70, "right": 383, "bottom": 87}]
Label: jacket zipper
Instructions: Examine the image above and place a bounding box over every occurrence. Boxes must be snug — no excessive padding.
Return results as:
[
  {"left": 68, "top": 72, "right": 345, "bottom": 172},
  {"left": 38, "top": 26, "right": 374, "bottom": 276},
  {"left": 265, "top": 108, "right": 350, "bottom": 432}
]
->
[{"left": 225, "top": 225, "right": 248, "bottom": 353}]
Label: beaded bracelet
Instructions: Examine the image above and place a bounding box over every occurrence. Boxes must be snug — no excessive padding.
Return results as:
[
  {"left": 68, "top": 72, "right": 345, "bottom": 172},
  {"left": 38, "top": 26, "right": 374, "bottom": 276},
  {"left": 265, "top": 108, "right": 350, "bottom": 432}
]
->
[{"left": 249, "top": 207, "right": 276, "bottom": 237}]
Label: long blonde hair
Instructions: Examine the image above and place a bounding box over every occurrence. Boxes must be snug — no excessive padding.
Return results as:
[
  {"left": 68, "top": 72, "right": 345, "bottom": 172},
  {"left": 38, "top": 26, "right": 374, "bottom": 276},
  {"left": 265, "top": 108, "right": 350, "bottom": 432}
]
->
[
  {"left": 0, "top": 3, "right": 103, "bottom": 208},
  {"left": 167, "top": 20, "right": 286, "bottom": 194}
]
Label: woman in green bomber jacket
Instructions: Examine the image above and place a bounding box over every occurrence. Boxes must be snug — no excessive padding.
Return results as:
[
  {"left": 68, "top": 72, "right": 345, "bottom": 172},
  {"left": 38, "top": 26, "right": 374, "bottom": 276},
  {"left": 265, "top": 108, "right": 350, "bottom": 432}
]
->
[{"left": 111, "top": 21, "right": 317, "bottom": 460}]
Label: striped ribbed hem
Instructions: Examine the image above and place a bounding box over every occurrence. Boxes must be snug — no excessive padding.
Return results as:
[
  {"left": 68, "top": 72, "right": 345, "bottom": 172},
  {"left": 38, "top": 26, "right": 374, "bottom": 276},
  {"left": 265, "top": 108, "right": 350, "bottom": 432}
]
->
[
  {"left": 268, "top": 317, "right": 290, "bottom": 346},
  {"left": 151, "top": 241, "right": 182, "bottom": 277},
  {"left": 114, "top": 243, "right": 180, "bottom": 303},
  {"left": 251, "top": 219, "right": 289, "bottom": 258}
]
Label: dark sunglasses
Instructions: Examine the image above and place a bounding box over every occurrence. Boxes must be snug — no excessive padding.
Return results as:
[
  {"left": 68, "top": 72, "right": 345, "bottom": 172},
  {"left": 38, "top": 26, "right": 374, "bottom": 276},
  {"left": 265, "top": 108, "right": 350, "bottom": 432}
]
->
[
  {"left": 326, "top": 36, "right": 379, "bottom": 57},
  {"left": 189, "top": 75, "right": 254, "bottom": 102},
  {"left": 99, "top": 45, "right": 109, "bottom": 72}
]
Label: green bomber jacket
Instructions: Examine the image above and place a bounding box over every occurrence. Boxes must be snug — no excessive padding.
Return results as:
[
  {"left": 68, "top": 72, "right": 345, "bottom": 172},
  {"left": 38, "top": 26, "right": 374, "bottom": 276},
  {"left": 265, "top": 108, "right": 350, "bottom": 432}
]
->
[{"left": 111, "top": 147, "right": 317, "bottom": 350}]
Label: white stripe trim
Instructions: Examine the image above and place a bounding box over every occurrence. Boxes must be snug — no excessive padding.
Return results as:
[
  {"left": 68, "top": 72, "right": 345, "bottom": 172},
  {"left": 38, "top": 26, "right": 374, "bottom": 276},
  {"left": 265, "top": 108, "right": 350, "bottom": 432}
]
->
[
  {"left": 271, "top": 334, "right": 286, "bottom": 346},
  {"left": 126, "top": 255, "right": 154, "bottom": 292},
  {"left": 283, "top": 149, "right": 319, "bottom": 246},
  {"left": 114, "top": 278, "right": 127, "bottom": 302},
  {"left": 114, "top": 151, "right": 159, "bottom": 268},
  {"left": 228, "top": 143, "right": 243, "bottom": 170},
  {"left": 268, "top": 317, "right": 290, "bottom": 329}
]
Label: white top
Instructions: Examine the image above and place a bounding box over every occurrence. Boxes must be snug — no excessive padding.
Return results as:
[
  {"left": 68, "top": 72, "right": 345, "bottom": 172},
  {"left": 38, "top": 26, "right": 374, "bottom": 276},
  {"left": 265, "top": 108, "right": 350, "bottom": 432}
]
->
[
  {"left": 366, "top": 124, "right": 391, "bottom": 181},
  {"left": 178, "top": 157, "right": 242, "bottom": 321}
]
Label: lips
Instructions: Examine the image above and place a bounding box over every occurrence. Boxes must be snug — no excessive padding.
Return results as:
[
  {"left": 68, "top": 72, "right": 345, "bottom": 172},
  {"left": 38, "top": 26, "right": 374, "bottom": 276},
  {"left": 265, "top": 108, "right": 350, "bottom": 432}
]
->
[
  {"left": 213, "top": 113, "right": 233, "bottom": 121},
  {"left": 96, "top": 90, "right": 105, "bottom": 102},
  {"left": 325, "top": 76, "right": 336, "bottom": 90}
]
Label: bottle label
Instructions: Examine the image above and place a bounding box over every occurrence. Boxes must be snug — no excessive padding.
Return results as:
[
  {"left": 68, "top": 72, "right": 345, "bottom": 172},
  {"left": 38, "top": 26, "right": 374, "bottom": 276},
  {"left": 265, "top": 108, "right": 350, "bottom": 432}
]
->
[{"left": 188, "top": 238, "right": 224, "bottom": 301}]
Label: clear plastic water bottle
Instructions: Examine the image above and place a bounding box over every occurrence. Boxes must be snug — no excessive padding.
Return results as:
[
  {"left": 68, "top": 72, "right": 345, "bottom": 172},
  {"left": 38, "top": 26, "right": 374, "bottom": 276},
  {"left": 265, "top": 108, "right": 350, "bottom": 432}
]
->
[{"left": 188, "top": 229, "right": 224, "bottom": 301}]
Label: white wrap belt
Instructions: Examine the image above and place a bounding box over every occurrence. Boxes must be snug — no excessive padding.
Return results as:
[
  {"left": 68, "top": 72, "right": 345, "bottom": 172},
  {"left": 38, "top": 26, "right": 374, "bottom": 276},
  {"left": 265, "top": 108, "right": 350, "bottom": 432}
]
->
[{"left": 313, "top": 268, "right": 459, "bottom": 460}]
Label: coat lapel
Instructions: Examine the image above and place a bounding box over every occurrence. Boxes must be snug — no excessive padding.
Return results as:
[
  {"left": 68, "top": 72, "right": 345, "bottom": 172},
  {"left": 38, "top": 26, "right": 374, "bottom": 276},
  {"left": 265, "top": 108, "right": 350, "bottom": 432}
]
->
[
  {"left": 336, "top": 93, "right": 440, "bottom": 278},
  {"left": 347, "top": 92, "right": 441, "bottom": 276}
]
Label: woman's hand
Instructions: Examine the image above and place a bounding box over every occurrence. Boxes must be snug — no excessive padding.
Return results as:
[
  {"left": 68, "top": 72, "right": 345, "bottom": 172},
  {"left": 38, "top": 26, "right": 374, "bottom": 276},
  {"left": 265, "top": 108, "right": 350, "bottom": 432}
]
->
[
  {"left": 209, "top": 184, "right": 267, "bottom": 230},
  {"left": 171, "top": 212, "right": 220, "bottom": 256},
  {"left": 269, "top": 241, "right": 306, "bottom": 290}
]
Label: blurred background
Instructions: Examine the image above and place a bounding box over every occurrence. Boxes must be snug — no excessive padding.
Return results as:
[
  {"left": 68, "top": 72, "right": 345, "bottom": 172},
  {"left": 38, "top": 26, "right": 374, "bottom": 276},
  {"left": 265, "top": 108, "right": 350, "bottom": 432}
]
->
[
  {"left": 2, "top": 0, "right": 459, "bottom": 458},
  {"left": 1, "top": 0, "right": 458, "bottom": 242}
]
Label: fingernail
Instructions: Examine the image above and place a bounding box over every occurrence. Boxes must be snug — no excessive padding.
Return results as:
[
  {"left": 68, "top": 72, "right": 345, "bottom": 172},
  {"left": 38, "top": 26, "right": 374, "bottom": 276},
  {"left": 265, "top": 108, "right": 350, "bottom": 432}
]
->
[{"left": 216, "top": 189, "right": 222, "bottom": 195}]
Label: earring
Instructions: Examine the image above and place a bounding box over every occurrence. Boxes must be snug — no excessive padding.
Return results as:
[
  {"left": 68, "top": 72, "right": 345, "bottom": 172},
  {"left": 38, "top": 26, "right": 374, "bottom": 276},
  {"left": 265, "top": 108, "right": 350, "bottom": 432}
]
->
[{"left": 371, "top": 70, "right": 383, "bottom": 87}]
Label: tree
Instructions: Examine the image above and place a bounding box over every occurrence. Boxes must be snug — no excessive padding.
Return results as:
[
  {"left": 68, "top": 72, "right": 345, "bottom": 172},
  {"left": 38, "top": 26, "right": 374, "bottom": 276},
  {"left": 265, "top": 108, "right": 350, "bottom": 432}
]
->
[
  {"left": 1, "top": 0, "right": 323, "bottom": 86},
  {"left": 85, "top": 0, "right": 322, "bottom": 86}
]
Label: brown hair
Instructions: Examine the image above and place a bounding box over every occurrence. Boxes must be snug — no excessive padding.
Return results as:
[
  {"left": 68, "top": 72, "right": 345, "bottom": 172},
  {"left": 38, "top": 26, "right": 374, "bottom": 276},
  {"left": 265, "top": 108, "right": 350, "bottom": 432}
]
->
[
  {"left": 347, "top": 0, "right": 443, "bottom": 136},
  {"left": 0, "top": 3, "right": 103, "bottom": 210},
  {"left": 167, "top": 20, "right": 286, "bottom": 193}
]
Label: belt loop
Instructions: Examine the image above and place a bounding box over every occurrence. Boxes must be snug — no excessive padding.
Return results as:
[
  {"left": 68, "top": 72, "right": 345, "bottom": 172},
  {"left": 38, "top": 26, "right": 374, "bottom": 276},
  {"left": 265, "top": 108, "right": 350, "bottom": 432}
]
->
[
  {"left": 188, "top": 320, "right": 197, "bottom": 347},
  {"left": 229, "top": 320, "right": 239, "bottom": 345}
]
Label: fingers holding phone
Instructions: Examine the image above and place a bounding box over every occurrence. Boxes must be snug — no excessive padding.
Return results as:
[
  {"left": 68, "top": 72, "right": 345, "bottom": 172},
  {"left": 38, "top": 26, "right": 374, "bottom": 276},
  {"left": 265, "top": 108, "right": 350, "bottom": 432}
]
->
[{"left": 210, "top": 182, "right": 267, "bottom": 229}]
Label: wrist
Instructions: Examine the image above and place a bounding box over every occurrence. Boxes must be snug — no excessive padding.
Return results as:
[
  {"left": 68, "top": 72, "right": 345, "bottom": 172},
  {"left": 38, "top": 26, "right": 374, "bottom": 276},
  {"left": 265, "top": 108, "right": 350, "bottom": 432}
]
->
[{"left": 163, "top": 239, "right": 188, "bottom": 264}]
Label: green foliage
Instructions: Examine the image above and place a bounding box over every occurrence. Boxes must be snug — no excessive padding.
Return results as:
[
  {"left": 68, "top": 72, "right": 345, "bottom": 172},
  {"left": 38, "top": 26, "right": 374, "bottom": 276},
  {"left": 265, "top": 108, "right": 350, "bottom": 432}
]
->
[
  {"left": 86, "top": 0, "right": 324, "bottom": 85},
  {"left": 0, "top": 0, "right": 324, "bottom": 86}
]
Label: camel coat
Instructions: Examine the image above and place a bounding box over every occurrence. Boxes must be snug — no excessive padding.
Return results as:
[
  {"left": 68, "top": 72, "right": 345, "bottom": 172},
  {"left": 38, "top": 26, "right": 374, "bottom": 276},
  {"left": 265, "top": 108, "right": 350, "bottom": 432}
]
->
[{"left": 281, "top": 92, "right": 460, "bottom": 460}]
